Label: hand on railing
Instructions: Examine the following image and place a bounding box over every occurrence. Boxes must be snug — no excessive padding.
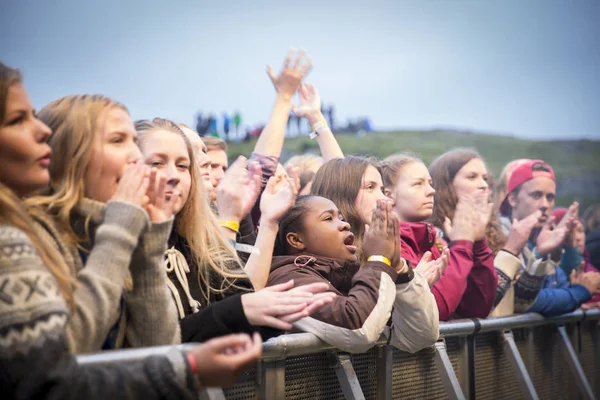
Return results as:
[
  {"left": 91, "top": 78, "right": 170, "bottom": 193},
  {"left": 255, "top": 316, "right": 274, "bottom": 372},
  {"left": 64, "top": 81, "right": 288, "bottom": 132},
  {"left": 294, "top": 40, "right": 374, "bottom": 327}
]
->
[
  {"left": 190, "top": 332, "right": 262, "bottom": 387},
  {"left": 241, "top": 280, "right": 336, "bottom": 330}
]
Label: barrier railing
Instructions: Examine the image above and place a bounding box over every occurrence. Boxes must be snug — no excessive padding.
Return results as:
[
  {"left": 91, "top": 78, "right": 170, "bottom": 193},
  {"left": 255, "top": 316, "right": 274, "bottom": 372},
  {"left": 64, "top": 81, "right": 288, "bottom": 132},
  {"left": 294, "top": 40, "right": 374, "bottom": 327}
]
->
[{"left": 77, "top": 309, "right": 600, "bottom": 400}]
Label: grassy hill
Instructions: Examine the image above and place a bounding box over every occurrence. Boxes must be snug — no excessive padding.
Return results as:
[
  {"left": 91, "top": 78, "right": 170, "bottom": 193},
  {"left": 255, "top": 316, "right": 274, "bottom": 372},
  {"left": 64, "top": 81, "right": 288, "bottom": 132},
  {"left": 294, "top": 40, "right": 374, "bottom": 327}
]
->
[{"left": 226, "top": 130, "right": 600, "bottom": 210}]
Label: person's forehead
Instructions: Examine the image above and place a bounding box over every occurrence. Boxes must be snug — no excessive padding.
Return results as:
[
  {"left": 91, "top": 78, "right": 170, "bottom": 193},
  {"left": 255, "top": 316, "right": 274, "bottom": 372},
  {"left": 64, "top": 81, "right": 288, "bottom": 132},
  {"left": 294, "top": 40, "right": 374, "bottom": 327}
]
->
[{"left": 522, "top": 176, "right": 556, "bottom": 192}]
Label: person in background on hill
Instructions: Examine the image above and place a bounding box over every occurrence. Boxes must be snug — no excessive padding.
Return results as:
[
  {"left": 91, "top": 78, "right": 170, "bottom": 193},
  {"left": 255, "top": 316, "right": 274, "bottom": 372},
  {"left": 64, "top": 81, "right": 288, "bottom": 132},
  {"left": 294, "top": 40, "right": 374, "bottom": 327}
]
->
[
  {"left": 209, "top": 114, "right": 218, "bottom": 138},
  {"left": 499, "top": 159, "right": 600, "bottom": 316},
  {"left": 0, "top": 61, "right": 261, "bottom": 399},
  {"left": 233, "top": 110, "right": 242, "bottom": 139},
  {"left": 268, "top": 196, "right": 440, "bottom": 353},
  {"left": 222, "top": 112, "right": 231, "bottom": 142},
  {"left": 284, "top": 154, "right": 324, "bottom": 195}
]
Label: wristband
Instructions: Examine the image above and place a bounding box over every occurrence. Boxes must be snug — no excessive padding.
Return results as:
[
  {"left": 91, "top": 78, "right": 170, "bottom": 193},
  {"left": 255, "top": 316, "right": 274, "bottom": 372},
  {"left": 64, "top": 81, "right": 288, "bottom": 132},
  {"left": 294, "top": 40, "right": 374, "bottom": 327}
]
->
[
  {"left": 367, "top": 255, "right": 392, "bottom": 267},
  {"left": 186, "top": 352, "right": 198, "bottom": 375},
  {"left": 309, "top": 119, "right": 329, "bottom": 139},
  {"left": 220, "top": 220, "right": 240, "bottom": 233}
]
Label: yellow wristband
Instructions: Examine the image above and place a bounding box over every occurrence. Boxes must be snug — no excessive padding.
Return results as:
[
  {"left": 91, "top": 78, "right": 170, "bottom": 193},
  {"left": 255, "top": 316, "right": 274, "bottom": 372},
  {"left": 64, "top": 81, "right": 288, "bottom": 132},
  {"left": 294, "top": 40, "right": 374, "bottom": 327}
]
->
[
  {"left": 367, "top": 255, "right": 392, "bottom": 267},
  {"left": 219, "top": 221, "right": 240, "bottom": 233}
]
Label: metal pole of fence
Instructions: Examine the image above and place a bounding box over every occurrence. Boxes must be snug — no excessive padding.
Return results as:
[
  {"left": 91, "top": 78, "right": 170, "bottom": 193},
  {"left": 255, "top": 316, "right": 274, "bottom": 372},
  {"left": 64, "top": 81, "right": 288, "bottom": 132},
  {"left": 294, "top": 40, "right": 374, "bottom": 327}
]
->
[
  {"left": 434, "top": 339, "right": 466, "bottom": 400},
  {"left": 199, "top": 388, "right": 226, "bottom": 400},
  {"left": 328, "top": 352, "right": 366, "bottom": 400},
  {"left": 457, "top": 336, "right": 475, "bottom": 400},
  {"left": 592, "top": 321, "right": 600, "bottom": 397},
  {"left": 557, "top": 325, "right": 597, "bottom": 400},
  {"left": 376, "top": 346, "right": 393, "bottom": 400},
  {"left": 258, "top": 359, "right": 286, "bottom": 400},
  {"left": 525, "top": 327, "right": 535, "bottom": 374},
  {"left": 502, "top": 330, "right": 539, "bottom": 400}
]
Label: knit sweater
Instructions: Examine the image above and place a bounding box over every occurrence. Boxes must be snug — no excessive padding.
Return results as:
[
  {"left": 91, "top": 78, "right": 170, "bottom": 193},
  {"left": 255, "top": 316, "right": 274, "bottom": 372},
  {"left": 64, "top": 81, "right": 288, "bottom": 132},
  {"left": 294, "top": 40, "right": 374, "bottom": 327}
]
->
[
  {"left": 29, "top": 199, "right": 180, "bottom": 353},
  {"left": 0, "top": 224, "right": 197, "bottom": 400}
]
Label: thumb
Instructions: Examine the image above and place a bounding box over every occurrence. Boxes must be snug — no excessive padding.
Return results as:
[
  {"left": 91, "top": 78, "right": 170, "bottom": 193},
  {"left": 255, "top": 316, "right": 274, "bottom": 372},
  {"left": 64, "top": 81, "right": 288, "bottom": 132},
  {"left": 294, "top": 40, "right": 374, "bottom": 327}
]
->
[
  {"left": 421, "top": 251, "right": 432, "bottom": 264},
  {"left": 570, "top": 269, "right": 577, "bottom": 281},
  {"left": 291, "top": 103, "right": 299, "bottom": 116},
  {"left": 266, "top": 65, "right": 276, "bottom": 82},
  {"left": 264, "top": 175, "right": 278, "bottom": 195}
]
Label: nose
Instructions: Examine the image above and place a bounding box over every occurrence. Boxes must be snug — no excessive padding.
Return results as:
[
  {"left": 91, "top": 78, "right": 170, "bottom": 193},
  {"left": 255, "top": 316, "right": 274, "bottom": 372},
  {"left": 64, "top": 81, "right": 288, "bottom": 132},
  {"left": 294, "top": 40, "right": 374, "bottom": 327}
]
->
[
  {"left": 478, "top": 177, "right": 489, "bottom": 191},
  {"left": 128, "top": 142, "right": 142, "bottom": 164},
  {"left": 35, "top": 118, "right": 52, "bottom": 143},
  {"left": 426, "top": 183, "right": 436, "bottom": 197},
  {"left": 198, "top": 152, "right": 211, "bottom": 169},
  {"left": 166, "top": 163, "right": 180, "bottom": 186},
  {"left": 376, "top": 190, "right": 388, "bottom": 201},
  {"left": 339, "top": 220, "right": 351, "bottom": 231}
]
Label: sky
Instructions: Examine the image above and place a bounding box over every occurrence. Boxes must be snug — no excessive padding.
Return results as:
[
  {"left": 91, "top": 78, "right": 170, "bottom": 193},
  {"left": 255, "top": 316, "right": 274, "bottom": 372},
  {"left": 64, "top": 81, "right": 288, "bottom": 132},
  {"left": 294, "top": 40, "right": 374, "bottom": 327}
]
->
[{"left": 1, "top": 0, "right": 599, "bottom": 139}]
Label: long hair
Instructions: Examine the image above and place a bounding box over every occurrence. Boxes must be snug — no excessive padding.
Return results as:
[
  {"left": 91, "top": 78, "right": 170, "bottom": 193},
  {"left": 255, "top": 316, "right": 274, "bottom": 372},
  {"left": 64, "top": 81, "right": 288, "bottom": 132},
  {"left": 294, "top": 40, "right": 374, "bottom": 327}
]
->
[
  {"left": 429, "top": 148, "right": 506, "bottom": 254},
  {"left": 311, "top": 156, "right": 374, "bottom": 258},
  {"left": 135, "top": 118, "right": 249, "bottom": 303},
  {"left": 0, "top": 183, "right": 75, "bottom": 309},
  {"left": 28, "top": 95, "right": 128, "bottom": 246}
]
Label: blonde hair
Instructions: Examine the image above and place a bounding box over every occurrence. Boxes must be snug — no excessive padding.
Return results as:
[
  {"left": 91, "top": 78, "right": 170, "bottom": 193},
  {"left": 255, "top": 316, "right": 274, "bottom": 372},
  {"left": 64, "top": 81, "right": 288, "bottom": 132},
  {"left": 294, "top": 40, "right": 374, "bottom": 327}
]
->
[
  {"left": 135, "top": 118, "right": 250, "bottom": 303},
  {"left": 28, "top": 95, "right": 128, "bottom": 246},
  {"left": 379, "top": 152, "right": 422, "bottom": 189},
  {"left": 285, "top": 154, "right": 324, "bottom": 193},
  {"left": 202, "top": 136, "right": 228, "bottom": 152},
  {"left": 0, "top": 183, "right": 75, "bottom": 309}
]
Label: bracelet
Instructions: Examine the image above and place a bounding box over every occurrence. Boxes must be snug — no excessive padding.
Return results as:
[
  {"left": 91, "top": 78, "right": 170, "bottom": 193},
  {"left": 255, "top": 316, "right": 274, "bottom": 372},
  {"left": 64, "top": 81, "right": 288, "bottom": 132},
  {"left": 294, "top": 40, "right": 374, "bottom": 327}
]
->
[
  {"left": 309, "top": 119, "right": 329, "bottom": 139},
  {"left": 186, "top": 352, "right": 198, "bottom": 375},
  {"left": 367, "top": 255, "right": 392, "bottom": 267},
  {"left": 220, "top": 220, "right": 240, "bottom": 233}
]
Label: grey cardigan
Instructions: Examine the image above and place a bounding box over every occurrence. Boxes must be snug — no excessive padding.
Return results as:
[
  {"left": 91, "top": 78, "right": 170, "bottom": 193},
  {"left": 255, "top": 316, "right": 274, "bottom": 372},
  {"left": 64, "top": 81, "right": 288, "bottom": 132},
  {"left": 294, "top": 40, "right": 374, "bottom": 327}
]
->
[{"left": 31, "top": 198, "right": 180, "bottom": 353}]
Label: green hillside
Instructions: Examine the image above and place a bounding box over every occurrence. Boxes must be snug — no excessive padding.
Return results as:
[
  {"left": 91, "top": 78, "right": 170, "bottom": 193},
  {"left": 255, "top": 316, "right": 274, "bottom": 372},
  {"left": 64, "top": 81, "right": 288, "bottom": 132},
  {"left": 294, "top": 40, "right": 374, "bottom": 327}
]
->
[{"left": 226, "top": 130, "right": 600, "bottom": 210}]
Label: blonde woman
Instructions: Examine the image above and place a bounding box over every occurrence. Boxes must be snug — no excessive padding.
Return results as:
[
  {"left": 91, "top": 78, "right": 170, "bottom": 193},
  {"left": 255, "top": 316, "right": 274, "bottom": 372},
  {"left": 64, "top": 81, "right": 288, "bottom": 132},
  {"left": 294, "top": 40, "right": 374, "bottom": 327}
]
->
[
  {"left": 0, "top": 62, "right": 262, "bottom": 399},
  {"left": 136, "top": 118, "right": 335, "bottom": 343},
  {"left": 285, "top": 154, "right": 324, "bottom": 195},
  {"left": 28, "top": 94, "right": 180, "bottom": 353}
]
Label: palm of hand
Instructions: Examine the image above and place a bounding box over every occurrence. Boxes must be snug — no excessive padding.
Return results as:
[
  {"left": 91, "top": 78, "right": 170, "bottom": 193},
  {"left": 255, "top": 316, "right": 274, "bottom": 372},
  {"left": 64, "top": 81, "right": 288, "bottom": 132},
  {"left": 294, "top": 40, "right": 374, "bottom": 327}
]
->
[
  {"left": 294, "top": 84, "right": 321, "bottom": 118},
  {"left": 261, "top": 183, "right": 294, "bottom": 223},
  {"left": 537, "top": 226, "right": 567, "bottom": 255},
  {"left": 273, "top": 68, "right": 303, "bottom": 96}
]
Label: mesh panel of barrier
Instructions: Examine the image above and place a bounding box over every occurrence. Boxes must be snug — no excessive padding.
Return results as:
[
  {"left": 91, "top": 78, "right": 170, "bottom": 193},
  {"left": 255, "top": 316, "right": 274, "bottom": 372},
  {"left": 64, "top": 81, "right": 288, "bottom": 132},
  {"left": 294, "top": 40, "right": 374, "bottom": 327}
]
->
[
  {"left": 474, "top": 331, "right": 525, "bottom": 400},
  {"left": 350, "top": 350, "right": 379, "bottom": 399},
  {"left": 391, "top": 347, "right": 449, "bottom": 399},
  {"left": 285, "top": 352, "right": 345, "bottom": 399},
  {"left": 222, "top": 367, "right": 258, "bottom": 399},
  {"left": 530, "top": 325, "right": 575, "bottom": 400},
  {"left": 579, "top": 320, "right": 599, "bottom": 394}
]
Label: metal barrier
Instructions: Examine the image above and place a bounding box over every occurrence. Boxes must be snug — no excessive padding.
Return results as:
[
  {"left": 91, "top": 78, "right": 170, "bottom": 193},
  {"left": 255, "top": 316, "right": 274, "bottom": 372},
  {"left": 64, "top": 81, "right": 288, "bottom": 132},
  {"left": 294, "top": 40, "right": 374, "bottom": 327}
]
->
[{"left": 77, "top": 309, "right": 600, "bottom": 399}]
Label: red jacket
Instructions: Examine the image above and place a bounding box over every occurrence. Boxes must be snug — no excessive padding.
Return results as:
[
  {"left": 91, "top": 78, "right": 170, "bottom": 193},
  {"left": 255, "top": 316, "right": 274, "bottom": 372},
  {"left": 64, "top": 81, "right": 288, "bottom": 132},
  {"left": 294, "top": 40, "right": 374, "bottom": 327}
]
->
[{"left": 400, "top": 222, "right": 498, "bottom": 321}]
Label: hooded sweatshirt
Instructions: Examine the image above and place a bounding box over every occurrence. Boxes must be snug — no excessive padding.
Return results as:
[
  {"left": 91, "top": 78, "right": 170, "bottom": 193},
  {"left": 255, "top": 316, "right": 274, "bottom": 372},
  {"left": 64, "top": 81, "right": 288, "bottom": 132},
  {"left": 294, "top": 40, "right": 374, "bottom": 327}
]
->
[
  {"left": 399, "top": 222, "right": 498, "bottom": 320},
  {"left": 267, "top": 253, "right": 439, "bottom": 353}
]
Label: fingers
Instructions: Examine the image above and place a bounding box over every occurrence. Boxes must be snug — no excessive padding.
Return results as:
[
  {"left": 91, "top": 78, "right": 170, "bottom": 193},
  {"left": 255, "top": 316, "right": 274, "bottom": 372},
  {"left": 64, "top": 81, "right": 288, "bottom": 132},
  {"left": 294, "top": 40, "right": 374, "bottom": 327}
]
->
[
  {"left": 263, "top": 279, "right": 295, "bottom": 292},
  {"left": 283, "top": 48, "right": 295, "bottom": 69},
  {"left": 288, "top": 282, "right": 330, "bottom": 294},
  {"left": 207, "top": 333, "right": 254, "bottom": 353},
  {"left": 154, "top": 172, "right": 167, "bottom": 210},
  {"left": 443, "top": 217, "right": 453, "bottom": 236},
  {"left": 221, "top": 332, "right": 263, "bottom": 370},
  {"left": 266, "top": 65, "right": 276, "bottom": 83},
  {"left": 262, "top": 315, "right": 294, "bottom": 331},
  {"left": 291, "top": 48, "right": 306, "bottom": 69},
  {"left": 418, "top": 251, "right": 433, "bottom": 267}
]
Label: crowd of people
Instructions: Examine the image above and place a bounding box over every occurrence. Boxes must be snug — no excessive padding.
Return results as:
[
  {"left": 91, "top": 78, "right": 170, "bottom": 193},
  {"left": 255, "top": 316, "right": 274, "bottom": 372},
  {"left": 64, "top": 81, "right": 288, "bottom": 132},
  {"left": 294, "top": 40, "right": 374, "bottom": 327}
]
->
[{"left": 1, "top": 47, "right": 599, "bottom": 399}]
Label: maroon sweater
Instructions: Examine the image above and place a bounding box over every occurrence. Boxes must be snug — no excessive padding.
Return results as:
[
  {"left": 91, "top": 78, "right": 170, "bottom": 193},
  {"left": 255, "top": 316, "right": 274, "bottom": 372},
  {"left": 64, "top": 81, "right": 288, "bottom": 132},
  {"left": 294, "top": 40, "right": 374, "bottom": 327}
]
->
[{"left": 400, "top": 222, "right": 498, "bottom": 321}]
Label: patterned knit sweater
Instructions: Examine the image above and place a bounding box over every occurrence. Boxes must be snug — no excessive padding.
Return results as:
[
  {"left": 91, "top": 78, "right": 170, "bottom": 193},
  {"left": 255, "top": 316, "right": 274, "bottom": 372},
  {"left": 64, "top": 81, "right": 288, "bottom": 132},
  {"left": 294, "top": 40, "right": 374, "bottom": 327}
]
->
[{"left": 0, "top": 224, "right": 197, "bottom": 399}]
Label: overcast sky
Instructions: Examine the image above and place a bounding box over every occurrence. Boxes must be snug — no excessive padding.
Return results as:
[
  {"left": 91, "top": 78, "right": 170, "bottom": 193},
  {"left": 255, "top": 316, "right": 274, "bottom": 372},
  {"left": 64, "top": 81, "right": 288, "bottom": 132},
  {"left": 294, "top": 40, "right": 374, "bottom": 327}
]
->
[{"left": 1, "top": 0, "right": 599, "bottom": 139}]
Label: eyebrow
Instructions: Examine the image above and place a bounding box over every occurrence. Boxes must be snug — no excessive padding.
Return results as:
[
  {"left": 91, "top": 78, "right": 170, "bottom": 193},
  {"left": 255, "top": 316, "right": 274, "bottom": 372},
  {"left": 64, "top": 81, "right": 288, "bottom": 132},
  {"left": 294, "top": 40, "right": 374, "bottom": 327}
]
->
[{"left": 319, "top": 209, "right": 337, "bottom": 217}]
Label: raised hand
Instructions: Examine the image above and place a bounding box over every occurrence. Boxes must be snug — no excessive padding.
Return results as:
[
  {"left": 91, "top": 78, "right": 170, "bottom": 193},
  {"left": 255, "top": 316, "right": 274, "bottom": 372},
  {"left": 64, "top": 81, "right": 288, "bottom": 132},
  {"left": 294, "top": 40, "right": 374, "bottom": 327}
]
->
[
  {"left": 536, "top": 215, "right": 569, "bottom": 258},
  {"left": 266, "top": 48, "right": 312, "bottom": 100},
  {"left": 217, "top": 156, "right": 262, "bottom": 223},
  {"left": 241, "top": 280, "right": 336, "bottom": 330},
  {"left": 111, "top": 160, "right": 150, "bottom": 207},
  {"left": 291, "top": 83, "right": 323, "bottom": 125},
  {"left": 144, "top": 168, "right": 180, "bottom": 223},
  {"left": 363, "top": 200, "right": 399, "bottom": 267},
  {"left": 503, "top": 210, "right": 543, "bottom": 255},
  {"left": 473, "top": 193, "right": 493, "bottom": 241},
  {"left": 415, "top": 248, "right": 450, "bottom": 287},
  {"left": 191, "top": 332, "right": 262, "bottom": 387},
  {"left": 260, "top": 166, "right": 300, "bottom": 226},
  {"left": 443, "top": 196, "right": 476, "bottom": 242}
]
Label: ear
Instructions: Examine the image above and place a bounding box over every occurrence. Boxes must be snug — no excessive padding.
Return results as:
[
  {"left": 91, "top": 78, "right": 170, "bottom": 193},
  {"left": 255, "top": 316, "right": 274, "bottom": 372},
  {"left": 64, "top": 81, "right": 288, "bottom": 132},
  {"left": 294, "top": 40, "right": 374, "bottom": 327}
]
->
[
  {"left": 508, "top": 191, "right": 518, "bottom": 209},
  {"left": 286, "top": 232, "right": 307, "bottom": 252}
]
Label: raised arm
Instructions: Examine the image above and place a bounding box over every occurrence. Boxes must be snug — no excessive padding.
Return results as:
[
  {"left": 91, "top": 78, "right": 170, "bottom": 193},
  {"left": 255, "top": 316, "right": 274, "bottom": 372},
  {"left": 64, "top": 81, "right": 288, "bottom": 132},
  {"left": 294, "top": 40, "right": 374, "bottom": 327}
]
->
[
  {"left": 253, "top": 48, "right": 312, "bottom": 158},
  {"left": 292, "top": 83, "right": 344, "bottom": 161}
]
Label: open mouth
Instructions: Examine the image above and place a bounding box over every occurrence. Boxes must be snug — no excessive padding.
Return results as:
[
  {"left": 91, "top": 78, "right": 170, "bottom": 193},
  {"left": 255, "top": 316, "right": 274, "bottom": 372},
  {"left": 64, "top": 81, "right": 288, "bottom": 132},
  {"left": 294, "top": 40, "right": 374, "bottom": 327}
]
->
[{"left": 344, "top": 233, "right": 357, "bottom": 253}]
